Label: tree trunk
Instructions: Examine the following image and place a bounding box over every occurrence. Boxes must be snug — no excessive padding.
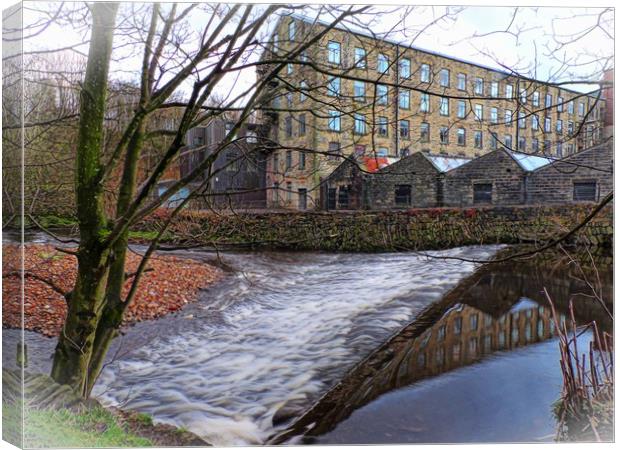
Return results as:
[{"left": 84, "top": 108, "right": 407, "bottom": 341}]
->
[
  {"left": 85, "top": 123, "right": 146, "bottom": 395},
  {"left": 50, "top": 2, "right": 119, "bottom": 396}
]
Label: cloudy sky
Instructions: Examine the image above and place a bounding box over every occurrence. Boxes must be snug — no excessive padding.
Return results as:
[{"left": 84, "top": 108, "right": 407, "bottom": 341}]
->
[{"left": 19, "top": 1, "right": 614, "bottom": 100}]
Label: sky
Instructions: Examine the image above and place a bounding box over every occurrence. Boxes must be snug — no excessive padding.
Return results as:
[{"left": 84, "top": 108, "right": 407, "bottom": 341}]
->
[{"left": 17, "top": 2, "right": 614, "bottom": 101}]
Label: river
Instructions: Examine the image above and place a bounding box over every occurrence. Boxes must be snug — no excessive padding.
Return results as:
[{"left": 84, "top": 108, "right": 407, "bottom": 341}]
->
[{"left": 2, "top": 241, "right": 612, "bottom": 445}]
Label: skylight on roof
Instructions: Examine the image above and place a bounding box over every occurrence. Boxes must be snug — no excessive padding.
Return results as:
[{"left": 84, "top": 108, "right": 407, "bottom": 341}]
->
[{"left": 507, "top": 151, "right": 553, "bottom": 171}]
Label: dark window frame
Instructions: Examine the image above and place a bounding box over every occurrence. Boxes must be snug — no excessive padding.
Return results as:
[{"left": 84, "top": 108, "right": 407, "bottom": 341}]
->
[
  {"left": 573, "top": 181, "right": 597, "bottom": 202},
  {"left": 473, "top": 183, "right": 493, "bottom": 204},
  {"left": 394, "top": 184, "right": 412, "bottom": 206}
]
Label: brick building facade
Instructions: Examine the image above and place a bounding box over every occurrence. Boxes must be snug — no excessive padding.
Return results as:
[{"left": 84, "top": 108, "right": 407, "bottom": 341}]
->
[{"left": 259, "top": 13, "right": 607, "bottom": 210}]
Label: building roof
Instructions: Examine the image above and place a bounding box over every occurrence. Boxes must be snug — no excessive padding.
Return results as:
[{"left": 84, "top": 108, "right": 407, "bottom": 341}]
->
[
  {"left": 285, "top": 12, "right": 600, "bottom": 97},
  {"left": 422, "top": 153, "right": 472, "bottom": 173},
  {"left": 509, "top": 297, "right": 539, "bottom": 313},
  {"left": 506, "top": 150, "right": 553, "bottom": 172},
  {"left": 359, "top": 155, "right": 399, "bottom": 173}
]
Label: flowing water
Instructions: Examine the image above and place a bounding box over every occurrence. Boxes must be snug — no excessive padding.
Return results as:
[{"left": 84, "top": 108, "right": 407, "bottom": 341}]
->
[
  {"left": 3, "top": 243, "right": 498, "bottom": 445},
  {"left": 271, "top": 248, "right": 613, "bottom": 444},
  {"left": 3, "top": 239, "right": 612, "bottom": 445}
]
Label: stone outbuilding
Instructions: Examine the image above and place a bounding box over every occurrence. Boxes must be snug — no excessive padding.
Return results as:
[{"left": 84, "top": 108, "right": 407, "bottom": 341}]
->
[
  {"left": 321, "top": 155, "right": 397, "bottom": 210},
  {"left": 366, "top": 152, "right": 470, "bottom": 209},
  {"left": 526, "top": 143, "right": 613, "bottom": 204},
  {"left": 443, "top": 149, "right": 553, "bottom": 207},
  {"left": 322, "top": 144, "right": 612, "bottom": 210}
]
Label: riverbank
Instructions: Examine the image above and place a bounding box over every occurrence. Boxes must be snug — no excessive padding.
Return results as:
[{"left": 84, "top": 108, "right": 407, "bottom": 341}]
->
[
  {"left": 2, "top": 243, "right": 223, "bottom": 337},
  {"left": 2, "top": 369, "right": 209, "bottom": 447}
]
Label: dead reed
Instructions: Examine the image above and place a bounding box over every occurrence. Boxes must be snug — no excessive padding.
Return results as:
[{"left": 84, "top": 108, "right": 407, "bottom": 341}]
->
[{"left": 545, "top": 288, "right": 613, "bottom": 442}]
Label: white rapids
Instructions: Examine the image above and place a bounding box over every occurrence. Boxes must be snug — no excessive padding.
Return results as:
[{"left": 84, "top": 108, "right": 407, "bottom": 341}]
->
[{"left": 92, "top": 246, "right": 498, "bottom": 446}]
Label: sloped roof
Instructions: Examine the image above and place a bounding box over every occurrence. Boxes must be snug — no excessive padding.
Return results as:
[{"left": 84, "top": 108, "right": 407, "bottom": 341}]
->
[
  {"left": 506, "top": 150, "right": 553, "bottom": 172},
  {"left": 359, "top": 156, "right": 399, "bottom": 173},
  {"left": 509, "top": 297, "right": 539, "bottom": 313},
  {"left": 422, "top": 153, "right": 472, "bottom": 173}
]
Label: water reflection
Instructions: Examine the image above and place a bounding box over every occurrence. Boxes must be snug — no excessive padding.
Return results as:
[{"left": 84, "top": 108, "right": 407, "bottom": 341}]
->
[
  {"left": 400, "top": 299, "right": 562, "bottom": 382},
  {"left": 271, "top": 249, "right": 612, "bottom": 444}
]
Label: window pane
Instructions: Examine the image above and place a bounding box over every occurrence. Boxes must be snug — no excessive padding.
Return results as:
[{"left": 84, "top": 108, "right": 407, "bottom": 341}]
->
[
  {"left": 440, "top": 69, "right": 450, "bottom": 86},
  {"left": 440, "top": 97, "right": 449, "bottom": 115},
  {"left": 399, "top": 120, "right": 410, "bottom": 138},
  {"left": 473, "top": 184, "right": 492, "bottom": 204},
  {"left": 421, "top": 63, "right": 430, "bottom": 82},
  {"left": 399, "top": 90, "right": 410, "bottom": 109},
  {"left": 394, "top": 185, "right": 412, "bottom": 205},
  {"left": 354, "top": 114, "right": 366, "bottom": 134},
  {"left": 440, "top": 127, "right": 449, "bottom": 144},
  {"left": 420, "top": 93, "right": 429, "bottom": 112},
  {"left": 377, "top": 84, "right": 388, "bottom": 104},
  {"left": 457, "top": 73, "right": 466, "bottom": 90},
  {"left": 328, "top": 41, "right": 340, "bottom": 64},
  {"left": 354, "top": 47, "right": 366, "bottom": 68},
  {"left": 400, "top": 58, "right": 411, "bottom": 78},
  {"left": 378, "top": 54, "right": 389, "bottom": 73},
  {"left": 573, "top": 182, "right": 597, "bottom": 201},
  {"left": 457, "top": 128, "right": 465, "bottom": 145}
]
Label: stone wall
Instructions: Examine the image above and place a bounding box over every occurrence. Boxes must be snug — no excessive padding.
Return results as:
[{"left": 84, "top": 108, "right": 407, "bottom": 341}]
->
[
  {"left": 527, "top": 144, "right": 614, "bottom": 204},
  {"left": 139, "top": 203, "right": 613, "bottom": 252}
]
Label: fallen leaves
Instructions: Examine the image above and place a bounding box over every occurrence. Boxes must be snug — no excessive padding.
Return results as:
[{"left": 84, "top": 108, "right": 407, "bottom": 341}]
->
[{"left": 2, "top": 244, "right": 223, "bottom": 337}]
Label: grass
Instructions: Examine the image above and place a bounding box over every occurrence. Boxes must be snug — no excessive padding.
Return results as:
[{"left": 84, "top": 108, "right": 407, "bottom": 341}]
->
[
  {"left": 34, "top": 215, "right": 78, "bottom": 229},
  {"left": 134, "top": 412, "right": 154, "bottom": 427},
  {"left": 3, "top": 402, "right": 153, "bottom": 448},
  {"left": 127, "top": 230, "right": 160, "bottom": 241}
]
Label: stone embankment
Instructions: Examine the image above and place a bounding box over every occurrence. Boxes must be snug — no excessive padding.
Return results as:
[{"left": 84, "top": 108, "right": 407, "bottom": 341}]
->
[{"left": 135, "top": 204, "right": 613, "bottom": 252}]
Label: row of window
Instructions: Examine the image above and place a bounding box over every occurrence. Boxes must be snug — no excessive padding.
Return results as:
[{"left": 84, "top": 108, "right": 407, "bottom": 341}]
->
[
  {"left": 279, "top": 21, "right": 596, "bottom": 118},
  {"left": 323, "top": 41, "right": 591, "bottom": 113},
  {"left": 416, "top": 321, "right": 550, "bottom": 369},
  {"left": 322, "top": 81, "right": 588, "bottom": 123},
  {"left": 325, "top": 110, "right": 577, "bottom": 145},
  {"left": 272, "top": 150, "right": 307, "bottom": 172}
]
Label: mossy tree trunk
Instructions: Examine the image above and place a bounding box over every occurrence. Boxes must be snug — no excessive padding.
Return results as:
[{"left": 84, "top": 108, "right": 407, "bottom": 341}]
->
[
  {"left": 45, "top": 3, "right": 369, "bottom": 398},
  {"left": 85, "top": 123, "right": 146, "bottom": 396},
  {"left": 50, "top": 2, "right": 119, "bottom": 395}
]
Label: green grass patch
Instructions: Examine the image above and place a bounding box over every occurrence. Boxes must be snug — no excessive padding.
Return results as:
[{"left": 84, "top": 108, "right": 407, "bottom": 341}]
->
[
  {"left": 134, "top": 412, "right": 154, "bottom": 427},
  {"left": 3, "top": 402, "right": 153, "bottom": 448},
  {"left": 35, "top": 215, "right": 78, "bottom": 228},
  {"left": 127, "top": 230, "right": 160, "bottom": 241},
  {"left": 127, "top": 230, "right": 174, "bottom": 242}
]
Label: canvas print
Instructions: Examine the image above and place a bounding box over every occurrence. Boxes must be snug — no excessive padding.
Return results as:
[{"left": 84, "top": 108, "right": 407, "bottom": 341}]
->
[{"left": 1, "top": 1, "right": 614, "bottom": 447}]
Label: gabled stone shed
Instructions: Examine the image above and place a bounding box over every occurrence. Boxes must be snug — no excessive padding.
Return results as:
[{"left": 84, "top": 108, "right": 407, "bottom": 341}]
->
[
  {"left": 366, "top": 152, "right": 470, "bottom": 209},
  {"left": 526, "top": 143, "right": 613, "bottom": 204},
  {"left": 443, "top": 149, "right": 552, "bottom": 207}
]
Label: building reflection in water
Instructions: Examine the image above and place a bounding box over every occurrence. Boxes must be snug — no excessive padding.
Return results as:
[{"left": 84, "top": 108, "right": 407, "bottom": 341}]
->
[
  {"left": 270, "top": 249, "right": 612, "bottom": 444},
  {"left": 394, "top": 298, "right": 564, "bottom": 384}
]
